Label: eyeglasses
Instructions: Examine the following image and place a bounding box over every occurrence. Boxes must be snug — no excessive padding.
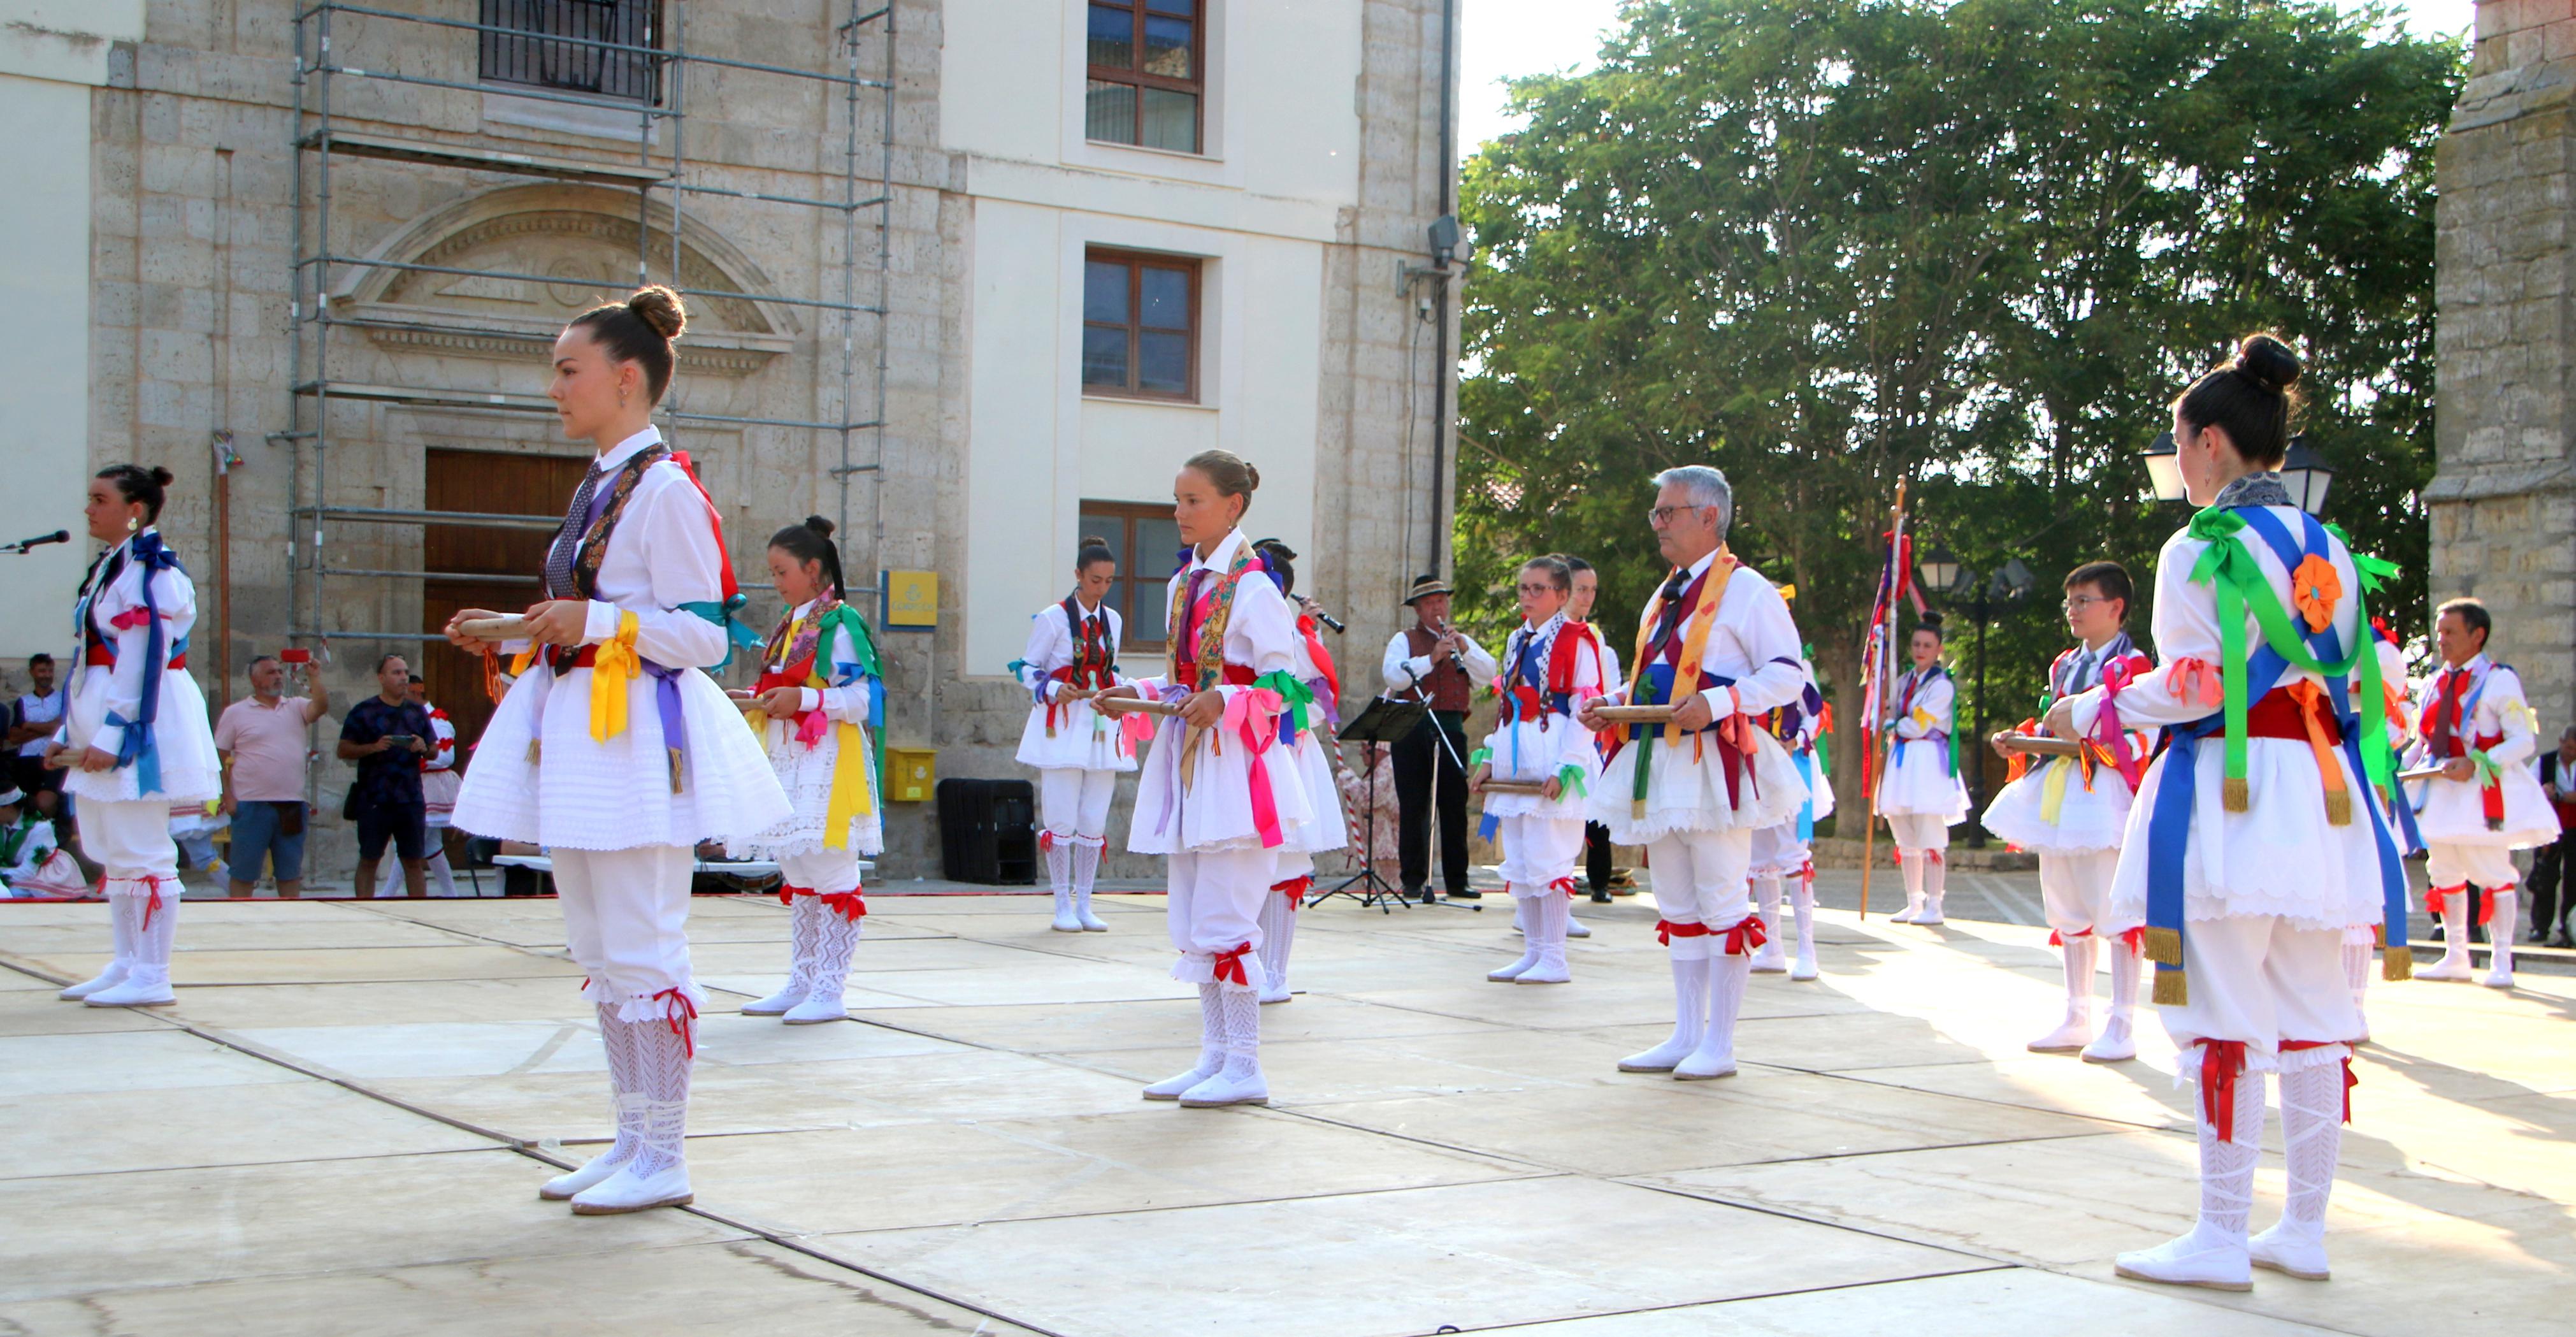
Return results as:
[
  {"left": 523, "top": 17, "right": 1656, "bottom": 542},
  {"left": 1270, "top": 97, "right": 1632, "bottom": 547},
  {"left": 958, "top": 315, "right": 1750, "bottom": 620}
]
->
[
  {"left": 1515, "top": 582, "right": 1560, "bottom": 596},
  {"left": 1647, "top": 505, "right": 1708, "bottom": 526},
  {"left": 2062, "top": 594, "right": 2111, "bottom": 612}
]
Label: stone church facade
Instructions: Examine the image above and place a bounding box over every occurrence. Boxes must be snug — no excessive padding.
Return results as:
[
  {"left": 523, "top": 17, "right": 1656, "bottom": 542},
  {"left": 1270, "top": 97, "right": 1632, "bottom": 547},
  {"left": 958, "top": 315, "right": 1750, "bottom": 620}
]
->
[
  {"left": 2434, "top": 0, "right": 2574, "bottom": 731},
  {"left": 13, "top": 0, "right": 1463, "bottom": 879}
]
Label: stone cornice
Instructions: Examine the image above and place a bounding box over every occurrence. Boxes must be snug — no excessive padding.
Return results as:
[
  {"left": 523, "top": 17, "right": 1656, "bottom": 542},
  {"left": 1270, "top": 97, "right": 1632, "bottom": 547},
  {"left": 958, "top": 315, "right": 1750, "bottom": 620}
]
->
[{"left": 2425, "top": 459, "right": 2576, "bottom": 502}]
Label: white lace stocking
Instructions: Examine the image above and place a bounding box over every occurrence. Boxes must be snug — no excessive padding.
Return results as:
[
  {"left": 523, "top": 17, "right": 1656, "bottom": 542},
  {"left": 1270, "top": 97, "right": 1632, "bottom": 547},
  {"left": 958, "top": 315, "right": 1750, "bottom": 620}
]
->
[
  {"left": 2277, "top": 1051, "right": 2347, "bottom": 1232},
  {"left": 1218, "top": 984, "right": 1262, "bottom": 1078},
  {"left": 1256, "top": 889, "right": 1293, "bottom": 989},
  {"left": 808, "top": 909, "right": 863, "bottom": 1003},
  {"left": 1900, "top": 850, "right": 1926, "bottom": 906},
  {"left": 2487, "top": 890, "right": 2517, "bottom": 975},
  {"left": 593, "top": 1002, "right": 642, "bottom": 1170},
  {"left": 1924, "top": 853, "right": 1947, "bottom": 907},
  {"left": 1704, "top": 952, "right": 1749, "bottom": 1049},
  {"left": 786, "top": 895, "right": 823, "bottom": 995},
  {"left": 1072, "top": 837, "right": 1102, "bottom": 895},
  {"left": 2191, "top": 1049, "right": 2266, "bottom": 1242},
  {"left": 1044, "top": 834, "right": 1073, "bottom": 893},
  {"left": 1789, "top": 878, "right": 1814, "bottom": 952},
  {"left": 115, "top": 890, "right": 178, "bottom": 988},
  {"left": 1753, "top": 873, "right": 1781, "bottom": 943},
  {"left": 605, "top": 1010, "right": 694, "bottom": 1177}
]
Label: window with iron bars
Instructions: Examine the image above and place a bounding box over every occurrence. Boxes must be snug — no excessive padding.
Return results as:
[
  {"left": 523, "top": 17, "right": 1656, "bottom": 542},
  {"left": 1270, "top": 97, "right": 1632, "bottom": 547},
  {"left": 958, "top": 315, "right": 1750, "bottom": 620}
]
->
[{"left": 481, "top": 0, "right": 665, "bottom": 105}]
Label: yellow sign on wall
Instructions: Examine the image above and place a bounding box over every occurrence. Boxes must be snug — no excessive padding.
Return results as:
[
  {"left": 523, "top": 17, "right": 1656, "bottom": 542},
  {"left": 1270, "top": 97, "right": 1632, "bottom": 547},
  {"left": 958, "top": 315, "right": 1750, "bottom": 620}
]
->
[{"left": 884, "top": 569, "right": 937, "bottom": 629}]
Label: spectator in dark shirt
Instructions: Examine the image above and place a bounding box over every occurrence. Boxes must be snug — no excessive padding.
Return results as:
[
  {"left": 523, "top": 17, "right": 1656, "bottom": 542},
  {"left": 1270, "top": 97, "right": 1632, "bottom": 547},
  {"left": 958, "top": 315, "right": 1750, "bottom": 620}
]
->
[
  {"left": 339, "top": 654, "right": 433, "bottom": 899},
  {"left": 2532, "top": 726, "right": 2576, "bottom": 947}
]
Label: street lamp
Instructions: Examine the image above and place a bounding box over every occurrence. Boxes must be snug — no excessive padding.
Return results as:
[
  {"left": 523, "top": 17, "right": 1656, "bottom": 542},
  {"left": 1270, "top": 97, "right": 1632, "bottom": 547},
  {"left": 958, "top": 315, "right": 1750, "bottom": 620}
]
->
[
  {"left": 1915, "top": 544, "right": 2035, "bottom": 847},
  {"left": 2140, "top": 431, "right": 2334, "bottom": 516}
]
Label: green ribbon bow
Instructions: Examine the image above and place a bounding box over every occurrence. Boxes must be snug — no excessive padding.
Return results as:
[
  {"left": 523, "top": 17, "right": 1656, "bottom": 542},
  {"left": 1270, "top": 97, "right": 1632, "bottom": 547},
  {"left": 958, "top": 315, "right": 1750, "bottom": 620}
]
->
[
  {"left": 2184, "top": 508, "right": 2394, "bottom": 800},
  {"left": 1253, "top": 670, "right": 1316, "bottom": 741},
  {"left": 1555, "top": 763, "right": 1589, "bottom": 799}
]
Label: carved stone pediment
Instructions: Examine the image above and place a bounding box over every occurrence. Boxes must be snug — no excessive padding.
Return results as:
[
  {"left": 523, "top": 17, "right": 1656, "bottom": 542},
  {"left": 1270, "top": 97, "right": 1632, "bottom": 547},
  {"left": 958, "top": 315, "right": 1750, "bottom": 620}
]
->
[{"left": 344, "top": 186, "right": 796, "bottom": 377}]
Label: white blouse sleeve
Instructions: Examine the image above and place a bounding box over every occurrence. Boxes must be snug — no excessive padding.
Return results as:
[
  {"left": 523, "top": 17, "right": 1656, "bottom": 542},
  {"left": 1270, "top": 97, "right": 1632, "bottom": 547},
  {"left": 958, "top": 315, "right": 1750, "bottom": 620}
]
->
[
  {"left": 1716, "top": 577, "right": 1808, "bottom": 716},
  {"left": 2484, "top": 668, "right": 2538, "bottom": 767},
  {"left": 2070, "top": 532, "right": 2224, "bottom": 735},
  {"left": 1018, "top": 609, "right": 1063, "bottom": 703},
  {"left": 577, "top": 467, "right": 728, "bottom": 670}
]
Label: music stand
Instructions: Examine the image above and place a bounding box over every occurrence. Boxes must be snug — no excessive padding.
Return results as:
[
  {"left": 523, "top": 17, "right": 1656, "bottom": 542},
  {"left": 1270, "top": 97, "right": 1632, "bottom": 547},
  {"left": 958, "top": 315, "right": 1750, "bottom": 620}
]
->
[{"left": 1316, "top": 697, "right": 1448, "bottom": 913}]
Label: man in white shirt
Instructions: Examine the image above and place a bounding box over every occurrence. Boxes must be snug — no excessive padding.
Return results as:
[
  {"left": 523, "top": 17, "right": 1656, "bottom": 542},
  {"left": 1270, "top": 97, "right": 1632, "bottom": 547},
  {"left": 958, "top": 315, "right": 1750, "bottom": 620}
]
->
[{"left": 1381, "top": 574, "right": 1496, "bottom": 901}]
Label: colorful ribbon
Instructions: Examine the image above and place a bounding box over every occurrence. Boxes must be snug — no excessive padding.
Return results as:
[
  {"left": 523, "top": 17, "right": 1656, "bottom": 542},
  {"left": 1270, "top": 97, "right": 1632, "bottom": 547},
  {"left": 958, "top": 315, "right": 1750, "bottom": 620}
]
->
[
  {"left": 589, "top": 611, "right": 642, "bottom": 743},
  {"left": 1211, "top": 941, "right": 1254, "bottom": 986}
]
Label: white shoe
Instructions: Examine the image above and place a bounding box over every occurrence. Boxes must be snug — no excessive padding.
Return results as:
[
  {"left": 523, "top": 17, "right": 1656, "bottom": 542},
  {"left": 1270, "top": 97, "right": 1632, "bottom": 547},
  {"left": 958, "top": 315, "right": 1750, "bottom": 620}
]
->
[
  {"left": 1888, "top": 902, "right": 1918, "bottom": 925},
  {"left": 2113, "top": 1225, "right": 2252, "bottom": 1291},
  {"left": 1488, "top": 951, "right": 1539, "bottom": 982},
  {"left": 1914, "top": 900, "right": 1946, "bottom": 927},
  {"left": 1748, "top": 942, "right": 1787, "bottom": 974},
  {"left": 568, "top": 1160, "right": 693, "bottom": 1214},
  {"left": 2248, "top": 1221, "right": 2330, "bottom": 1281},
  {"left": 1515, "top": 960, "right": 1571, "bottom": 985},
  {"left": 2082, "top": 1014, "right": 2138, "bottom": 1064},
  {"left": 782, "top": 993, "right": 847, "bottom": 1024},
  {"left": 2415, "top": 952, "right": 2472, "bottom": 981},
  {"left": 1258, "top": 985, "right": 1292, "bottom": 1005},
  {"left": 1077, "top": 907, "right": 1110, "bottom": 932},
  {"left": 2481, "top": 966, "right": 2514, "bottom": 990},
  {"left": 1565, "top": 916, "right": 1592, "bottom": 939},
  {"left": 538, "top": 1146, "right": 634, "bottom": 1201},
  {"left": 738, "top": 982, "right": 807, "bottom": 1016},
  {"left": 59, "top": 962, "right": 131, "bottom": 1001},
  {"left": 1177, "top": 1066, "right": 1269, "bottom": 1107},
  {"left": 1049, "top": 889, "right": 1084, "bottom": 933},
  {"left": 83, "top": 977, "right": 176, "bottom": 1008},
  {"left": 2028, "top": 1011, "right": 2094, "bottom": 1054},
  {"left": 1788, "top": 953, "right": 1818, "bottom": 981},
  {"left": 1144, "top": 1056, "right": 1221, "bottom": 1100},
  {"left": 1673, "top": 1040, "right": 1738, "bottom": 1081}
]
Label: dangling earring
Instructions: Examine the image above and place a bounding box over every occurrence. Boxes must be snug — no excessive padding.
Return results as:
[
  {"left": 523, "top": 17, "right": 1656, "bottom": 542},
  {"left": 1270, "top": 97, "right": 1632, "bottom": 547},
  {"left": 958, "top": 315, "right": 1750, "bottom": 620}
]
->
[{"left": 619, "top": 387, "right": 630, "bottom": 408}]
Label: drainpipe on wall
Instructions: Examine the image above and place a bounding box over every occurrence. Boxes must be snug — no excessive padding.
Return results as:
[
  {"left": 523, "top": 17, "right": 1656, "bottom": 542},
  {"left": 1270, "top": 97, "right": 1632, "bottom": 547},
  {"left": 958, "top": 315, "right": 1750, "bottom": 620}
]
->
[{"left": 1427, "top": 0, "right": 1458, "bottom": 577}]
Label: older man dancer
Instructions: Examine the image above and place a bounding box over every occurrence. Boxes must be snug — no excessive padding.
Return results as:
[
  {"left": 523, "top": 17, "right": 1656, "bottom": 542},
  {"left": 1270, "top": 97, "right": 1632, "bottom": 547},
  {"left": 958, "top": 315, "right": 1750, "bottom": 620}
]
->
[{"left": 1580, "top": 466, "right": 1809, "bottom": 1080}]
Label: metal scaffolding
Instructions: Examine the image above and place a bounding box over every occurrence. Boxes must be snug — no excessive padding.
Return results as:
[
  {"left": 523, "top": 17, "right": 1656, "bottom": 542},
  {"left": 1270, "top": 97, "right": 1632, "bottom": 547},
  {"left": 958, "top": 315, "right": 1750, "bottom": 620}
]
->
[{"left": 284, "top": 1, "right": 895, "bottom": 647}]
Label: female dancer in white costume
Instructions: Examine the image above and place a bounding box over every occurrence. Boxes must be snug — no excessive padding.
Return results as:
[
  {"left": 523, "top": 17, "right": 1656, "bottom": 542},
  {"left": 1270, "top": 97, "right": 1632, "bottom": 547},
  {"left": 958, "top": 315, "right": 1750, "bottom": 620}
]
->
[
  {"left": 1471, "top": 554, "right": 1604, "bottom": 985},
  {"left": 1249, "top": 538, "right": 1346, "bottom": 1004},
  {"left": 731, "top": 516, "right": 884, "bottom": 1024},
  {"left": 2054, "top": 335, "right": 2404, "bottom": 1289},
  {"left": 52, "top": 465, "right": 222, "bottom": 1009},
  {"left": 447, "top": 286, "right": 789, "bottom": 1214},
  {"left": 1014, "top": 537, "right": 1133, "bottom": 932},
  {"left": 1099, "top": 451, "right": 1319, "bottom": 1106},
  {"left": 1876, "top": 617, "right": 1971, "bottom": 925}
]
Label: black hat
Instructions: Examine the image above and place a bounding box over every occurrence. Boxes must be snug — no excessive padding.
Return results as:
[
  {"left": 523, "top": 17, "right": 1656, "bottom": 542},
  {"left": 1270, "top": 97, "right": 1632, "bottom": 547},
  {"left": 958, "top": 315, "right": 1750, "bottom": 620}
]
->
[{"left": 1403, "top": 573, "right": 1452, "bottom": 606}]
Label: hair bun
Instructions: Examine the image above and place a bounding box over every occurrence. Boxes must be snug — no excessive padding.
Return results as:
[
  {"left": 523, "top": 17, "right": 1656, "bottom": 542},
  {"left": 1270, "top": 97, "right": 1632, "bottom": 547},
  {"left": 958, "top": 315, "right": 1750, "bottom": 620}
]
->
[
  {"left": 1918, "top": 611, "right": 1945, "bottom": 631},
  {"left": 1078, "top": 533, "right": 1108, "bottom": 549},
  {"left": 801, "top": 514, "right": 835, "bottom": 538},
  {"left": 626, "top": 284, "right": 687, "bottom": 342},
  {"left": 148, "top": 466, "right": 175, "bottom": 487},
  {"left": 1242, "top": 463, "right": 1262, "bottom": 492},
  {"left": 2231, "top": 333, "right": 2300, "bottom": 395}
]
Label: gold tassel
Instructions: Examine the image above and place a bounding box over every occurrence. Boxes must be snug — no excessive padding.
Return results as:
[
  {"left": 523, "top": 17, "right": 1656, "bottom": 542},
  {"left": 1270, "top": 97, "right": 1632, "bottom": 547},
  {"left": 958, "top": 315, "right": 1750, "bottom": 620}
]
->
[
  {"left": 2152, "top": 967, "right": 2189, "bottom": 1006},
  {"left": 2383, "top": 946, "right": 2413, "bottom": 982},
  {"left": 1632, "top": 798, "right": 1646, "bottom": 820},
  {"left": 2143, "top": 925, "right": 2184, "bottom": 968},
  {"left": 2324, "top": 788, "right": 2351, "bottom": 827},
  {"left": 526, "top": 739, "right": 542, "bottom": 764},
  {"left": 2222, "top": 776, "right": 2249, "bottom": 813},
  {"left": 668, "top": 746, "right": 684, "bottom": 795}
]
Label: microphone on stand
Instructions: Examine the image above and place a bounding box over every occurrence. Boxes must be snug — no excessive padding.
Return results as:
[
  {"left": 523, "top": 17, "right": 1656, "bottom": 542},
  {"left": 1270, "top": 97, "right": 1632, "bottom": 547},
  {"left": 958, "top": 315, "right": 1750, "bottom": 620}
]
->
[{"left": 1, "top": 530, "right": 69, "bottom": 554}]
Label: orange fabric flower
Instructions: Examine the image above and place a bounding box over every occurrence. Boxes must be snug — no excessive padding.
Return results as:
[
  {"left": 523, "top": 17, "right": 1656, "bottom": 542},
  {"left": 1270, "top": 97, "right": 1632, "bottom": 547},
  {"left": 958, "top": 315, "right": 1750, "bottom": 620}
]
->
[{"left": 2291, "top": 554, "right": 2342, "bottom": 633}]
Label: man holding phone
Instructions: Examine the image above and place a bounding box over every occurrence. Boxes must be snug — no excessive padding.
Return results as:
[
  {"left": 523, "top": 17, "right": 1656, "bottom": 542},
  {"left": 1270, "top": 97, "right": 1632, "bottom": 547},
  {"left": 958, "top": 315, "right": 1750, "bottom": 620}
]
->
[{"left": 339, "top": 654, "right": 433, "bottom": 898}]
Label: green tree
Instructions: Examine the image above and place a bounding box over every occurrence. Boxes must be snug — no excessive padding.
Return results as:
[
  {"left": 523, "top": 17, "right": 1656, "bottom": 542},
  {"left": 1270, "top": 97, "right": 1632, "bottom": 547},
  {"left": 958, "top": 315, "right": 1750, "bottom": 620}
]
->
[{"left": 1457, "top": 0, "right": 2458, "bottom": 820}]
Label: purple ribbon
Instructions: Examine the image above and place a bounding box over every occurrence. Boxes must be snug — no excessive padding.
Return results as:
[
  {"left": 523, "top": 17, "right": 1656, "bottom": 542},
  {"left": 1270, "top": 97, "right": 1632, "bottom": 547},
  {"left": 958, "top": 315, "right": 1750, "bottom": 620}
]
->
[
  {"left": 642, "top": 658, "right": 687, "bottom": 786},
  {"left": 1147, "top": 681, "right": 1193, "bottom": 839}
]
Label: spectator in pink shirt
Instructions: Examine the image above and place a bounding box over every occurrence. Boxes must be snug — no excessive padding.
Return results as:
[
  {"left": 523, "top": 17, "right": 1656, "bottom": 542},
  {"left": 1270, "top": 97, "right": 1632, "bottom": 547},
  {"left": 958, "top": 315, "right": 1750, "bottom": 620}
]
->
[{"left": 213, "top": 655, "right": 327, "bottom": 897}]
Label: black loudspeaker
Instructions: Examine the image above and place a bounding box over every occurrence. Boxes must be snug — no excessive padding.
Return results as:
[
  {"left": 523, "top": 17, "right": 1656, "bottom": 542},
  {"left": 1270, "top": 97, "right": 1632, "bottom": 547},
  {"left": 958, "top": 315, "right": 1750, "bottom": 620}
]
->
[{"left": 937, "top": 777, "right": 1038, "bottom": 885}]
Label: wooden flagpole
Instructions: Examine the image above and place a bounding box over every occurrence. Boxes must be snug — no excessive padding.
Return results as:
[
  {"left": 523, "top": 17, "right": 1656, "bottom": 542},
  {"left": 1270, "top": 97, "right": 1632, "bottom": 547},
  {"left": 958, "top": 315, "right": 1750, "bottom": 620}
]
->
[{"left": 1859, "top": 481, "right": 1907, "bottom": 920}]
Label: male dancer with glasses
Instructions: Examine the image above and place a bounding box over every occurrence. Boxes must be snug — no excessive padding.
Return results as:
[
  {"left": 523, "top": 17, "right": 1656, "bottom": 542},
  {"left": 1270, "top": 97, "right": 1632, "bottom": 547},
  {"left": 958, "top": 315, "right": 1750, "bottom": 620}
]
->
[
  {"left": 1984, "top": 562, "right": 2154, "bottom": 1061},
  {"left": 1578, "top": 466, "right": 1808, "bottom": 1081}
]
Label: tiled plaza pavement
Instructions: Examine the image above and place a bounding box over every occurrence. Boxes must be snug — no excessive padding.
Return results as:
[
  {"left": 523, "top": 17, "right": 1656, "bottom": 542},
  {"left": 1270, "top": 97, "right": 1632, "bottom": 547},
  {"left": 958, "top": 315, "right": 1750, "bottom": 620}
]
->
[{"left": 0, "top": 874, "right": 2566, "bottom": 1336}]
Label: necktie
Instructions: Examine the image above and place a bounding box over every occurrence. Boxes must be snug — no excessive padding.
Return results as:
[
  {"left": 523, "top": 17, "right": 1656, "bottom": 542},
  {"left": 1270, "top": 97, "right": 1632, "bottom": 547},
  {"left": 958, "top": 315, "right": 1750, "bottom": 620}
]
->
[
  {"left": 543, "top": 463, "right": 607, "bottom": 601},
  {"left": 1650, "top": 571, "right": 1690, "bottom": 658},
  {"left": 2071, "top": 651, "right": 2094, "bottom": 693},
  {"left": 2429, "top": 667, "right": 2467, "bottom": 756}
]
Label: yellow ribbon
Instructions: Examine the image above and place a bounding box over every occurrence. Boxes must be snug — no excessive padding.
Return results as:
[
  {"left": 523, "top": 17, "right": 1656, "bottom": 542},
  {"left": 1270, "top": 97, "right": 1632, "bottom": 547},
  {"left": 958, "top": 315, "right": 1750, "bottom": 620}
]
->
[
  {"left": 823, "top": 719, "right": 875, "bottom": 848},
  {"left": 2038, "top": 754, "right": 2073, "bottom": 824},
  {"left": 590, "top": 611, "right": 641, "bottom": 743}
]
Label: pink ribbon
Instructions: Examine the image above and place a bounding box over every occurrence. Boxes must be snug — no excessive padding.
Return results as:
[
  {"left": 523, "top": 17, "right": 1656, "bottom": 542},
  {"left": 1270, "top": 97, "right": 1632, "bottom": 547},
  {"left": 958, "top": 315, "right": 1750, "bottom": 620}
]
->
[
  {"left": 110, "top": 607, "right": 152, "bottom": 630},
  {"left": 795, "top": 701, "right": 830, "bottom": 749},
  {"left": 1223, "top": 687, "right": 1287, "bottom": 849},
  {"left": 2088, "top": 654, "right": 2149, "bottom": 790},
  {"left": 2168, "top": 656, "right": 2222, "bottom": 708}
]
